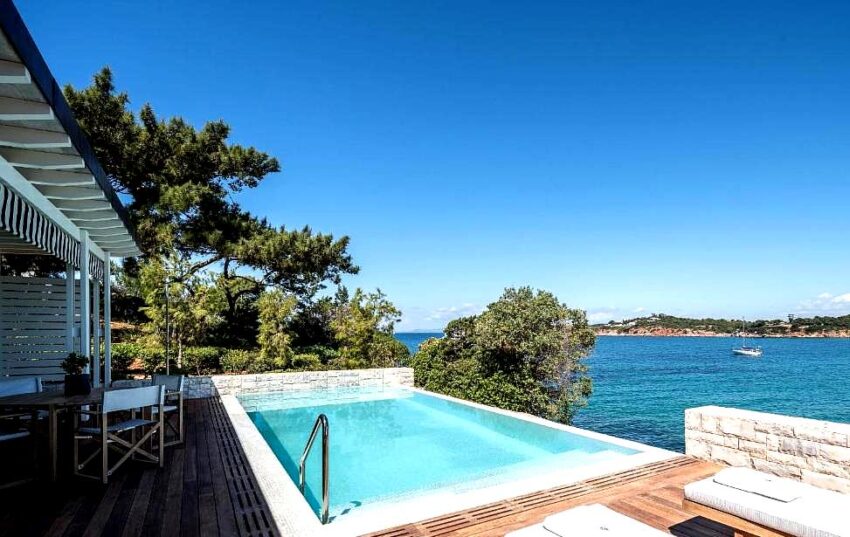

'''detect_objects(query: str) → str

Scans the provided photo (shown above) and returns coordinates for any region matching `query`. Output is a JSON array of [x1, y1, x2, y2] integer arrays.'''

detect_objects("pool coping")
[[221, 388, 680, 537], [220, 396, 324, 536]]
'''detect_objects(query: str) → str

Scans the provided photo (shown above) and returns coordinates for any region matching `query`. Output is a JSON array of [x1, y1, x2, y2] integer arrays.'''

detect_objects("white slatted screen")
[[0, 276, 79, 380]]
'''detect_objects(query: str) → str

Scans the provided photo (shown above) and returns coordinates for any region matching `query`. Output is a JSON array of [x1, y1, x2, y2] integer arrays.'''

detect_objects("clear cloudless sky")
[[15, 0, 850, 329]]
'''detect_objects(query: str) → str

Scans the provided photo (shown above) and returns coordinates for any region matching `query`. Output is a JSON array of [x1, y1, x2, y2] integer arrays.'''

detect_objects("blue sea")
[[394, 333, 850, 452], [396, 332, 443, 354]]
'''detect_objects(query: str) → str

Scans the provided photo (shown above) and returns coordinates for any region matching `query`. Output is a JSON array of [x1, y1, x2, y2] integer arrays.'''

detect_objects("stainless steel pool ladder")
[[299, 413, 330, 524]]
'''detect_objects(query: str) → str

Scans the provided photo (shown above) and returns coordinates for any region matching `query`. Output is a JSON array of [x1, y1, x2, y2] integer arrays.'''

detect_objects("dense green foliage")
[[107, 284, 407, 377], [330, 289, 408, 369], [600, 313, 850, 335], [257, 289, 299, 369], [786, 314, 850, 333], [411, 288, 595, 424], [0, 67, 415, 377], [137, 255, 227, 361], [603, 314, 741, 333], [61, 68, 358, 352]]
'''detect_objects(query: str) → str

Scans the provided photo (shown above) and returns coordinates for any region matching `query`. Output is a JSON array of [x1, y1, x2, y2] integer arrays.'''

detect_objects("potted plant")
[[61, 353, 91, 396]]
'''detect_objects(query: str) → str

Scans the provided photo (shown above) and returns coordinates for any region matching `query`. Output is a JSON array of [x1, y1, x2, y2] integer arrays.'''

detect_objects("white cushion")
[[505, 525, 556, 537], [714, 467, 806, 502], [543, 504, 668, 536], [0, 377, 40, 397], [685, 468, 850, 537], [506, 504, 668, 536]]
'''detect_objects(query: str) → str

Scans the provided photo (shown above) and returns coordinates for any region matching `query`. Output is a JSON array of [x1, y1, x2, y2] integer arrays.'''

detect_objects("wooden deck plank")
[[101, 468, 143, 536], [81, 467, 128, 537], [364, 458, 730, 537], [179, 399, 200, 537], [610, 497, 678, 532], [140, 446, 173, 536], [196, 396, 219, 537], [0, 398, 274, 537], [121, 469, 156, 537], [43, 496, 84, 537], [160, 445, 185, 537], [61, 486, 109, 537]]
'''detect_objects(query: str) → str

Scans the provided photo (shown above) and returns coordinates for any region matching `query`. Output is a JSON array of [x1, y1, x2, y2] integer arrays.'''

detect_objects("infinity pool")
[[239, 387, 639, 522]]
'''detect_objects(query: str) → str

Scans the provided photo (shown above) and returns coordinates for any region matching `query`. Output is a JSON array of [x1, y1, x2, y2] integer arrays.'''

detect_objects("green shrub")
[[108, 342, 138, 379], [140, 348, 167, 374], [410, 287, 596, 425], [220, 349, 266, 373], [182, 346, 222, 375], [291, 353, 322, 370], [111, 342, 165, 376], [257, 289, 296, 368], [295, 345, 338, 365]]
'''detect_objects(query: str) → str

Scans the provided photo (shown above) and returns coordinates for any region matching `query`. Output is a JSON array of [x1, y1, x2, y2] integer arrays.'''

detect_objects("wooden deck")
[[1, 397, 732, 537], [0, 398, 277, 537], [363, 457, 731, 537]]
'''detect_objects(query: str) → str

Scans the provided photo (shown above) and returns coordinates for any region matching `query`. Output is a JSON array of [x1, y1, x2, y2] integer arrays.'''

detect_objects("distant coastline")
[[593, 313, 850, 338], [594, 329, 850, 338]]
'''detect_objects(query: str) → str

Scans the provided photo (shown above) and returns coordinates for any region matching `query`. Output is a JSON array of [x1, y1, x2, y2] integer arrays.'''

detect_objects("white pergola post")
[[103, 255, 111, 386], [65, 262, 74, 352], [79, 230, 90, 370], [92, 278, 100, 386]]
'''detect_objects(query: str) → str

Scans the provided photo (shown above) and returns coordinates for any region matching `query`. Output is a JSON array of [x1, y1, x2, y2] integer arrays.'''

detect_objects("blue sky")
[[17, 1, 850, 329]]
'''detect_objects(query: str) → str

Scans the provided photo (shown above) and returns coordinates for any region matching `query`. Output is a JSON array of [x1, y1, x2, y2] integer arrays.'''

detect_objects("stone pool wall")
[[685, 405, 850, 493], [113, 367, 414, 399]]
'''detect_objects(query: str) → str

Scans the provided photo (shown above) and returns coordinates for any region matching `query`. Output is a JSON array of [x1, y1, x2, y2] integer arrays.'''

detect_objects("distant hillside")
[[594, 313, 850, 338]]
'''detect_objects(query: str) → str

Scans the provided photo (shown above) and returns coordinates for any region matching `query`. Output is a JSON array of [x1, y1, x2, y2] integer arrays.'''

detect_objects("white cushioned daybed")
[[505, 503, 668, 536], [684, 467, 850, 537]]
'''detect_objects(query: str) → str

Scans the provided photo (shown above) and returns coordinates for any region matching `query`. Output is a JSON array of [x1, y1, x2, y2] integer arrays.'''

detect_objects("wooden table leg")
[[49, 404, 58, 481]]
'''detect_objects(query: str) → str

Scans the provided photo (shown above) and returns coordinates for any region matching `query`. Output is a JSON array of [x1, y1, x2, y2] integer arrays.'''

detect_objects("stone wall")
[[113, 367, 414, 399], [685, 405, 850, 493]]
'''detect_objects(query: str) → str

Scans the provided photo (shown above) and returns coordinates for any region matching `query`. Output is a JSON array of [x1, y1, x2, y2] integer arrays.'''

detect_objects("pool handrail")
[[299, 413, 330, 524]]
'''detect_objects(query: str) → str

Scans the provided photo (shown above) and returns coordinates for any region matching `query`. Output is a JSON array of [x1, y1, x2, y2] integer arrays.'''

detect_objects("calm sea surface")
[[396, 332, 442, 354], [394, 333, 850, 452]]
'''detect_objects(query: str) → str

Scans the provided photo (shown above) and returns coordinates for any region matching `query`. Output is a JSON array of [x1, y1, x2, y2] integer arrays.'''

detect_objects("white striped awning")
[[0, 181, 103, 280]]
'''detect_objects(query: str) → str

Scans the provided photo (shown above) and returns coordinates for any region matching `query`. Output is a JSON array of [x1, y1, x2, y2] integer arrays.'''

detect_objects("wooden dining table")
[[0, 387, 116, 481]]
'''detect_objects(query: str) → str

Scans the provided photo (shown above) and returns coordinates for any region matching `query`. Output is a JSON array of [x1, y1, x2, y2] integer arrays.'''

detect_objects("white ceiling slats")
[[0, 14, 140, 260]]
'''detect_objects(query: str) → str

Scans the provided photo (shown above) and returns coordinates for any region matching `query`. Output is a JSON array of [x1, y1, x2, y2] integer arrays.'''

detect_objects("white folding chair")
[[73, 385, 165, 484], [0, 376, 41, 488], [151, 374, 184, 446]]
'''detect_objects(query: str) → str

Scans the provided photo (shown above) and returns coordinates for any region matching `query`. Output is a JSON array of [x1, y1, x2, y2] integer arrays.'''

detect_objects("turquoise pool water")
[[240, 387, 638, 522]]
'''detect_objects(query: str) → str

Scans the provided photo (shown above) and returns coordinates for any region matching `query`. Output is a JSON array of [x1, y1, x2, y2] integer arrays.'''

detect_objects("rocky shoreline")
[[594, 328, 850, 338]]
